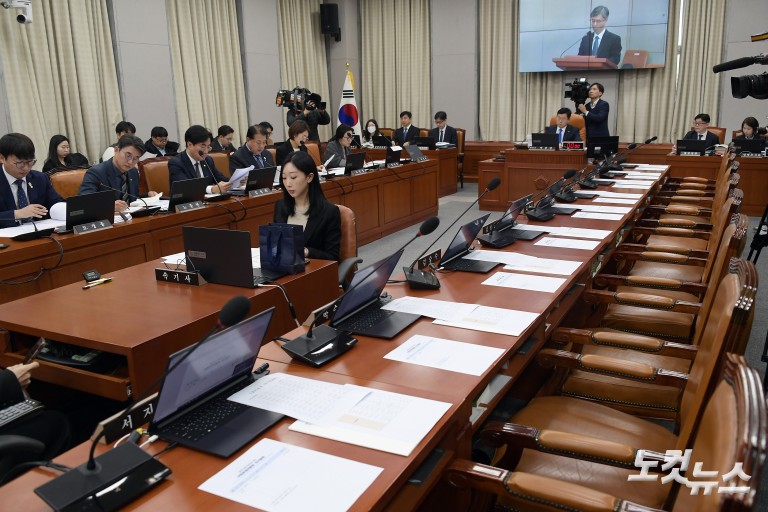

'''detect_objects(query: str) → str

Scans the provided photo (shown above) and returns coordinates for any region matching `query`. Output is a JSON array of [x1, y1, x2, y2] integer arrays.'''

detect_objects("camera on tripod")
[[713, 31, 768, 100], [564, 78, 591, 107], [275, 87, 322, 111]]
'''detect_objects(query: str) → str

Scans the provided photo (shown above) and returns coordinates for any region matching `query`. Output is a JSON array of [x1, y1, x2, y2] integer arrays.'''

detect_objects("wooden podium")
[[553, 56, 617, 71]]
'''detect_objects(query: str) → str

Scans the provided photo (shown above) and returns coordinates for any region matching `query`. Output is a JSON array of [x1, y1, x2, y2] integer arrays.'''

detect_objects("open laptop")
[[148, 308, 283, 457], [732, 138, 765, 156], [413, 136, 436, 150], [406, 145, 429, 162], [439, 214, 499, 273], [386, 147, 402, 167], [182, 226, 285, 287], [477, 194, 545, 248], [676, 139, 710, 156], [62, 190, 115, 231], [167, 177, 207, 212], [344, 151, 366, 174], [372, 134, 391, 147], [586, 136, 619, 159], [531, 133, 559, 150], [229, 166, 277, 196], [331, 249, 421, 339]]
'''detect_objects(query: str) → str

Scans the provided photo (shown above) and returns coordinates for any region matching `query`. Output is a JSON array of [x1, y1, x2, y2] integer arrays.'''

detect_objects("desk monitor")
[[413, 136, 436, 150], [65, 190, 115, 230], [243, 166, 277, 192], [732, 138, 765, 155], [167, 177, 207, 212], [344, 152, 366, 174], [386, 147, 401, 167], [531, 133, 559, 149], [586, 136, 619, 159], [372, 134, 391, 147], [675, 139, 709, 156]]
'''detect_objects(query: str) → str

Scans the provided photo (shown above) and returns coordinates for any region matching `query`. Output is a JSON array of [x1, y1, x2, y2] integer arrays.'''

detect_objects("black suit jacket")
[[578, 30, 622, 65], [210, 139, 236, 152], [0, 168, 64, 227], [168, 151, 227, 188], [78, 160, 141, 201], [275, 141, 307, 167], [583, 99, 610, 139], [544, 124, 582, 142], [273, 199, 341, 261], [393, 125, 420, 146], [229, 145, 275, 173], [428, 126, 458, 145], [683, 131, 720, 147], [144, 139, 179, 157]]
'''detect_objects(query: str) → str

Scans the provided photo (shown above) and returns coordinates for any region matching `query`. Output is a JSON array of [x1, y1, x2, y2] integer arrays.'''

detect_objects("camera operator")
[[286, 96, 330, 141], [576, 82, 610, 139]]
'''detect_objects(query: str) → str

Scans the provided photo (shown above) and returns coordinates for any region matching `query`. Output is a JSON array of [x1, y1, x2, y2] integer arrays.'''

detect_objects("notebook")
[[182, 226, 285, 288], [439, 214, 499, 273], [331, 249, 421, 339], [148, 308, 282, 457]]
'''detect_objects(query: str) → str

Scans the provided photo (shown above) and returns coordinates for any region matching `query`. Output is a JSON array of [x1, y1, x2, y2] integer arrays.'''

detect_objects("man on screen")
[[545, 108, 582, 144], [577, 5, 622, 66]]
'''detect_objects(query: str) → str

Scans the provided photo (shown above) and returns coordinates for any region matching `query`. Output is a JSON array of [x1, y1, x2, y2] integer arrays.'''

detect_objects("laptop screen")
[[345, 152, 366, 173], [442, 214, 491, 263], [332, 249, 404, 323], [732, 138, 765, 154], [675, 139, 710, 155], [386, 147, 401, 165], [152, 308, 274, 425], [531, 133, 558, 148], [496, 194, 533, 231], [586, 136, 619, 159], [406, 145, 427, 160], [65, 190, 115, 229]]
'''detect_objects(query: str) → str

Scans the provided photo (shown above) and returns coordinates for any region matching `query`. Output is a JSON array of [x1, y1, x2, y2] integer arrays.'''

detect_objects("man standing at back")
[[168, 125, 231, 194], [429, 111, 458, 146], [577, 83, 610, 139]]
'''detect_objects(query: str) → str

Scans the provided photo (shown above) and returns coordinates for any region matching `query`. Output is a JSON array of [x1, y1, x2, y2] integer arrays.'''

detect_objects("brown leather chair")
[[620, 49, 649, 69], [690, 125, 726, 144], [456, 128, 466, 188], [266, 148, 277, 167], [548, 115, 587, 143], [50, 169, 86, 198], [336, 204, 360, 288], [379, 127, 394, 139], [418, 128, 430, 138], [304, 142, 322, 167], [208, 150, 231, 178], [141, 158, 171, 197], [445, 352, 765, 512]]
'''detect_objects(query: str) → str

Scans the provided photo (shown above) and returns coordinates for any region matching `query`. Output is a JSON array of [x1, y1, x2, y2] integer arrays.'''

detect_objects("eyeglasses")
[[122, 152, 141, 163], [342, 134, 353, 140], [694, 121, 709, 126], [9, 159, 36, 170]]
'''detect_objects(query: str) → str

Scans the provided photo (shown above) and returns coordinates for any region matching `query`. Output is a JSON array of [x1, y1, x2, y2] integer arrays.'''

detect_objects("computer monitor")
[[386, 147, 401, 167], [413, 136, 436, 150], [65, 191, 115, 230], [242, 167, 277, 192], [675, 139, 709, 156], [531, 133, 559, 149], [732, 138, 765, 155], [372, 134, 391, 147], [344, 152, 366, 174], [586, 136, 619, 159], [167, 177, 207, 212]]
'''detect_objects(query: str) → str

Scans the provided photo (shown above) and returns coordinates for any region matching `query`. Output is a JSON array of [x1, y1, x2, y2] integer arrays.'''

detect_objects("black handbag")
[[259, 223, 305, 274]]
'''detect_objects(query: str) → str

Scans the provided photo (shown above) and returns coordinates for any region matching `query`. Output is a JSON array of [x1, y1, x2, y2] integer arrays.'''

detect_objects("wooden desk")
[[0, 259, 339, 400], [355, 148, 458, 198]]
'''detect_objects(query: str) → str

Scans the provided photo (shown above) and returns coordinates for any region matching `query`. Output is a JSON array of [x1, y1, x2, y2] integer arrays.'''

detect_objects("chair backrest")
[[549, 115, 587, 144], [50, 169, 86, 199], [208, 151, 231, 178], [266, 148, 277, 167], [141, 159, 171, 197], [304, 142, 322, 166], [620, 49, 649, 68], [379, 127, 394, 138], [419, 128, 430, 138], [732, 130, 743, 141], [456, 128, 466, 155], [337, 204, 357, 261], [691, 126, 726, 144]]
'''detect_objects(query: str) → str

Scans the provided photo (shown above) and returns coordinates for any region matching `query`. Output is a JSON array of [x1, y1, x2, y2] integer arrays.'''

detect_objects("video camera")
[[564, 77, 590, 107], [713, 31, 768, 100], [275, 87, 322, 111]]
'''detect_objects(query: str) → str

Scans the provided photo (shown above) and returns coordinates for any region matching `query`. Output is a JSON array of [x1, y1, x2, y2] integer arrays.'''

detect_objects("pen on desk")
[[83, 277, 113, 289]]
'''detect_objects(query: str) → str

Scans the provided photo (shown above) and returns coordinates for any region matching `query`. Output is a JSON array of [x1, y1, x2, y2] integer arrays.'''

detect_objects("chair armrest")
[[584, 289, 701, 314], [338, 257, 363, 289], [656, 189, 713, 198], [593, 273, 708, 294], [551, 327, 698, 359], [630, 226, 711, 240], [611, 250, 707, 267], [637, 218, 714, 231], [645, 205, 712, 217], [618, 243, 708, 258], [0, 435, 45, 457]]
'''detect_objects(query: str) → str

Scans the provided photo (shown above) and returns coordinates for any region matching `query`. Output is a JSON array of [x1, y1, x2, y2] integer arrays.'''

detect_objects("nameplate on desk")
[[679, 151, 703, 156], [529, 146, 556, 151], [248, 187, 273, 197], [176, 200, 205, 212], [155, 268, 207, 286], [351, 168, 368, 176], [73, 219, 113, 235], [418, 249, 441, 270], [91, 393, 159, 444]]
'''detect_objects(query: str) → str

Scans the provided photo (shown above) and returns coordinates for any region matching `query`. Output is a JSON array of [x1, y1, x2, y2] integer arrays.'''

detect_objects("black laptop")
[[477, 194, 545, 248], [676, 139, 710, 156], [182, 226, 285, 287], [732, 138, 765, 155], [414, 136, 436, 150], [344, 152, 366, 174], [386, 147, 402, 167], [372, 134, 391, 147], [531, 133, 559, 150], [331, 249, 421, 339], [167, 177, 207, 212], [439, 214, 499, 273], [63, 190, 115, 230], [148, 308, 283, 457], [587, 136, 620, 159], [229, 166, 277, 196], [406, 145, 429, 162]]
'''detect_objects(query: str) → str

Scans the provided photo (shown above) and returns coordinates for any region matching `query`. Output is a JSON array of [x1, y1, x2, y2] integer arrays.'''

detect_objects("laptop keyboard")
[[0, 399, 44, 429], [443, 258, 482, 271], [335, 307, 396, 332], [161, 379, 251, 442]]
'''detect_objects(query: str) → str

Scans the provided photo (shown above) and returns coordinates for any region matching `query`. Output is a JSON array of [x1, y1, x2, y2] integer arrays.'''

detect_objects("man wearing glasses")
[[683, 113, 720, 147], [144, 126, 180, 157], [577, 5, 622, 66], [0, 132, 64, 227], [79, 135, 158, 211]]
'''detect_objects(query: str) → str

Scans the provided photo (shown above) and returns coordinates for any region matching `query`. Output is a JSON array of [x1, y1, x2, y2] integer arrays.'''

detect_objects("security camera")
[[1, 0, 32, 25]]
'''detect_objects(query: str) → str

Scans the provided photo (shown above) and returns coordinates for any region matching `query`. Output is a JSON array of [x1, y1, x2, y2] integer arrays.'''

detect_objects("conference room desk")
[[0, 258, 339, 401], [354, 147, 458, 197], [0, 161, 437, 304], [0, 361, 466, 512]]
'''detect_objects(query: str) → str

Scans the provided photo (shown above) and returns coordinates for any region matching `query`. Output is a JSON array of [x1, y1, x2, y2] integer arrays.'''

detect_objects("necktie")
[[255, 154, 263, 168], [699, 135, 704, 140], [195, 162, 203, 178], [558, 128, 563, 144], [120, 173, 129, 201], [403, 127, 408, 140], [591, 35, 600, 56], [439, 130, 444, 143], [15, 179, 30, 223]]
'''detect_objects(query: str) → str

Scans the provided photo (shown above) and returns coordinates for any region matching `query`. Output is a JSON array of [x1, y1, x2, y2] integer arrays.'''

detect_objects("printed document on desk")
[[433, 305, 540, 337], [535, 237, 600, 250], [482, 272, 566, 293], [384, 334, 504, 376], [381, 296, 477, 320], [572, 212, 624, 221], [0, 218, 64, 238], [511, 223, 612, 240], [592, 197, 637, 205], [199, 438, 382, 512], [612, 182, 652, 189], [464, 250, 581, 276], [574, 190, 642, 199], [228, 165, 253, 185]]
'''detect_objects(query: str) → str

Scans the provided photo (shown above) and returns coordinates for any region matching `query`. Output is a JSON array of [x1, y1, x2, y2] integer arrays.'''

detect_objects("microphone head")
[[418, 216, 440, 236], [627, 143, 637, 150], [649, 136, 658, 142], [198, 149, 205, 157], [486, 177, 501, 191], [219, 296, 251, 327], [563, 169, 577, 180]]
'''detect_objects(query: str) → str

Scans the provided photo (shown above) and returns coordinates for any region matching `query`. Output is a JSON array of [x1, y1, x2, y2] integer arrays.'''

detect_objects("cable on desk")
[[227, 194, 248, 222], [0, 235, 64, 285], [259, 282, 300, 327], [0, 460, 71, 485], [152, 442, 178, 459], [204, 201, 238, 223]]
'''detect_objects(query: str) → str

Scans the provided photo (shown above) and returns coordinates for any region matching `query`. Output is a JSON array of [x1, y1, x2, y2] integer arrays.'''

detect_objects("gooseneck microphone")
[[404, 178, 500, 290], [198, 149, 225, 196], [35, 296, 252, 509], [560, 32, 589, 58]]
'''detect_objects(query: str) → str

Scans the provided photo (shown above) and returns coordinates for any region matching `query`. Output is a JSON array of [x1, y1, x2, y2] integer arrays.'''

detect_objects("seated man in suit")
[[429, 111, 459, 146], [169, 125, 231, 194], [101, 120, 136, 163], [577, 5, 622, 66], [576, 83, 610, 139], [0, 133, 64, 227], [79, 135, 158, 212], [229, 124, 274, 173], [545, 107, 582, 144], [144, 126, 180, 157], [211, 125, 237, 152], [392, 110, 419, 147], [683, 113, 720, 147]]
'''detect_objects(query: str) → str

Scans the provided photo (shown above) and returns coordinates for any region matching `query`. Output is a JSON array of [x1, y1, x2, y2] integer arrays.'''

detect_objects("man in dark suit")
[[576, 83, 610, 139], [210, 125, 237, 152], [79, 135, 158, 212], [169, 125, 231, 194], [392, 111, 419, 147], [545, 107, 582, 143], [286, 99, 331, 141], [229, 124, 275, 173], [0, 133, 64, 227], [144, 126, 180, 157], [682, 113, 720, 147], [428, 111, 459, 146], [577, 5, 622, 66]]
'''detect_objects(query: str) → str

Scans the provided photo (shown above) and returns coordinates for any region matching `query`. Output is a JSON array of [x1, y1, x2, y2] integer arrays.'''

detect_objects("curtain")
[[0, 0, 121, 163], [276, 0, 332, 142], [167, 0, 248, 145], [360, 0, 431, 132]]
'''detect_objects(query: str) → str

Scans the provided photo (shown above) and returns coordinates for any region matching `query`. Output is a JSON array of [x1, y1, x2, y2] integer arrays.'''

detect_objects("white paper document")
[[161, 248, 260, 268], [535, 237, 600, 250], [199, 438, 382, 512], [381, 296, 476, 320], [229, 165, 253, 185], [572, 212, 624, 221], [482, 271, 566, 293], [129, 193, 163, 208], [592, 197, 637, 205], [432, 305, 540, 337], [623, 173, 661, 180], [612, 182, 652, 189], [552, 204, 631, 214], [632, 164, 668, 171], [463, 250, 581, 276], [511, 223, 611, 240], [575, 190, 642, 199], [0, 218, 64, 237], [615, 180, 657, 186], [289, 384, 452, 456], [384, 334, 504, 376]]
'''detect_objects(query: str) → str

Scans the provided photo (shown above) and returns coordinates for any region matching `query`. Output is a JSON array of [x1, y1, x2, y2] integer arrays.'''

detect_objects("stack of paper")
[[384, 334, 504, 376], [535, 237, 600, 250]]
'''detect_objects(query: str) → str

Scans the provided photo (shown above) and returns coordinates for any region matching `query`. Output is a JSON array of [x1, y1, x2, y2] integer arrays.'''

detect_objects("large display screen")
[[519, 0, 670, 72]]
